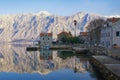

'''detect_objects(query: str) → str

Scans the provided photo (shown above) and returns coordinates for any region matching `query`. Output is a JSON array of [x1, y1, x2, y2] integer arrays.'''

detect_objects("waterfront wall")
[[90, 56, 120, 80]]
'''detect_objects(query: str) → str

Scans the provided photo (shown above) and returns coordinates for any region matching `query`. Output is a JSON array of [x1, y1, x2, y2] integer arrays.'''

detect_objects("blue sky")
[[0, 0, 120, 16]]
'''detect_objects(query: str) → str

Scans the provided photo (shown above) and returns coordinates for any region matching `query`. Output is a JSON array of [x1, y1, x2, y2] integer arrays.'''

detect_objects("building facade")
[[57, 31, 72, 43], [40, 33, 53, 47], [79, 32, 89, 44], [112, 20, 120, 48], [101, 20, 120, 48], [101, 24, 112, 48]]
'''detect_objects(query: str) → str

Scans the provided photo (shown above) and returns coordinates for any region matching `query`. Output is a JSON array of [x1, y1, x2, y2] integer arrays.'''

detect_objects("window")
[[106, 33, 108, 37], [102, 33, 105, 37], [102, 33, 104, 37], [104, 33, 105, 37], [108, 32, 110, 37], [116, 31, 120, 36], [108, 41, 110, 46], [102, 41, 104, 46]]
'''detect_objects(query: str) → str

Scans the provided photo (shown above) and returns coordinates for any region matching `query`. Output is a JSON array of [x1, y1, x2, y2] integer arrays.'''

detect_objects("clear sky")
[[0, 0, 120, 16]]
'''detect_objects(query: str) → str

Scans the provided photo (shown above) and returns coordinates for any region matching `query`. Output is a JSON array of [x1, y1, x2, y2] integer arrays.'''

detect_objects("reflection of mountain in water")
[[0, 44, 90, 74]]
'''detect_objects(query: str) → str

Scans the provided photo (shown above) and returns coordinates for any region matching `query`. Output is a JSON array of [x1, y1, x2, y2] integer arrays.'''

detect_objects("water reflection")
[[40, 49, 53, 60], [0, 44, 97, 80]]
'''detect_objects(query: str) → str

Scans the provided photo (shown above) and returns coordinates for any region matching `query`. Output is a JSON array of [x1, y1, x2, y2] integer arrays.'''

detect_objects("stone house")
[[79, 32, 89, 44], [101, 20, 120, 48], [40, 32, 53, 47], [57, 31, 72, 43]]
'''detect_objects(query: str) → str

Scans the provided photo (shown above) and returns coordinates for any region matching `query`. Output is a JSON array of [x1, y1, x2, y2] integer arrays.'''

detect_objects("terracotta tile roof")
[[48, 33, 52, 37], [40, 33, 44, 37], [107, 17, 120, 23], [40, 33, 52, 37], [80, 32, 88, 36], [58, 31, 68, 36]]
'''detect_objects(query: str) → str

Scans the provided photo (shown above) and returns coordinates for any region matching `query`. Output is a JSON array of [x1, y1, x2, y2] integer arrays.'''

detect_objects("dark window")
[[107, 23, 109, 27], [108, 32, 110, 37], [48, 38, 49, 40], [116, 31, 120, 36], [43, 38, 44, 40], [108, 41, 110, 46]]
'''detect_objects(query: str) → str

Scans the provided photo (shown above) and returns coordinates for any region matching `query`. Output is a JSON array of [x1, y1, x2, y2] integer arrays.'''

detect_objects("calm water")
[[0, 44, 97, 80]]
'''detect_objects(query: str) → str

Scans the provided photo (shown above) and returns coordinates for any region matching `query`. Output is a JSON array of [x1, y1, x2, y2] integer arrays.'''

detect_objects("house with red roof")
[[101, 20, 120, 48], [57, 31, 72, 43], [79, 32, 89, 43], [40, 32, 53, 47]]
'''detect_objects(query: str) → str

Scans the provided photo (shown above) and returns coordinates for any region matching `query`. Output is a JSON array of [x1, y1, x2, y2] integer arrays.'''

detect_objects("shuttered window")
[[116, 31, 120, 36]]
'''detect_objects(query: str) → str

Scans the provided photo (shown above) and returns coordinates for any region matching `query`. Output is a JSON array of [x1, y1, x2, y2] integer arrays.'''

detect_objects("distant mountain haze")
[[0, 11, 105, 42]]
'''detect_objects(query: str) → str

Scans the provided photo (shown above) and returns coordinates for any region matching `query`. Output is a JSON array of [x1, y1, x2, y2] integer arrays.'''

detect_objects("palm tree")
[[74, 20, 77, 37]]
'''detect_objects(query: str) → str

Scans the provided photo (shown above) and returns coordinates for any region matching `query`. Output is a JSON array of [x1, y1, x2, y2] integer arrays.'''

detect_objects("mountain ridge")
[[0, 11, 105, 42]]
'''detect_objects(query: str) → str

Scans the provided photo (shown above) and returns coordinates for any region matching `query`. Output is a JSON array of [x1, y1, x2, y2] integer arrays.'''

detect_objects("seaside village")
[[1, 1, 120, 80], [38, 18, 120, 49], [36, 17, 120, 58], [29, 17, 120, 79]]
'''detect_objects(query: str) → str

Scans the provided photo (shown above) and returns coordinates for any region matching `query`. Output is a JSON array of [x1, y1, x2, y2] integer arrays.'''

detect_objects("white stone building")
[[101, 20, 120, 48], [40, 33, 53, 47], [79, 32, 89, 44]]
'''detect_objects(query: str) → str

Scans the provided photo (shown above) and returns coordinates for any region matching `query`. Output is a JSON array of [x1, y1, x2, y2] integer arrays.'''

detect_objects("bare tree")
[[87, 19, 106, 45]]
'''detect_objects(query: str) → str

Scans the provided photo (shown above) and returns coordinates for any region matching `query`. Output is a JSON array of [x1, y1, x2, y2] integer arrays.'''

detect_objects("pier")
[[26, 45, 89, 54], [50, 45, 72, 49], [72, 47, 89, 54], [90, 55, 120, 80], [26, 46, 38, 51]]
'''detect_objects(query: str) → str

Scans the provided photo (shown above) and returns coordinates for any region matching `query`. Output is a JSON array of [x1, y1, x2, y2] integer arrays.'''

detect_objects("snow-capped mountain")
[[0, 11, 105, 42]]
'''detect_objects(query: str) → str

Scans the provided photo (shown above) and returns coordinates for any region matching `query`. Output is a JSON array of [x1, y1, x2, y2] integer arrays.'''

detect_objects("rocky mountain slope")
[[0, 11, 105, 42]]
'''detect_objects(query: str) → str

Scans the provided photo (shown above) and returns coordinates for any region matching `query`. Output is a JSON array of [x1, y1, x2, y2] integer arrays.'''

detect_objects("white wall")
[[112, 21, 120, 47], [40, 33, 52, 46], [101, 26, 112, 48]]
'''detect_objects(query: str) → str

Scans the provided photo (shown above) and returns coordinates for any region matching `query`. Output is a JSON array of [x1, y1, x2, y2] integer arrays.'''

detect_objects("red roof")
[[40, 33, 44, 37], [48, 33, 52, 36], [107, 17, 120, 23], [58, 31, 68, 36], [80, 32, 88, 36], [40, 33, 52, 37]]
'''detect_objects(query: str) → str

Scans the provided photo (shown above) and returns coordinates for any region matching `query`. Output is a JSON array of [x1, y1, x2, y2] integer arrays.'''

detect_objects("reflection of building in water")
[[40, 50, 53, 60], [39, 50, 55, 73]]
